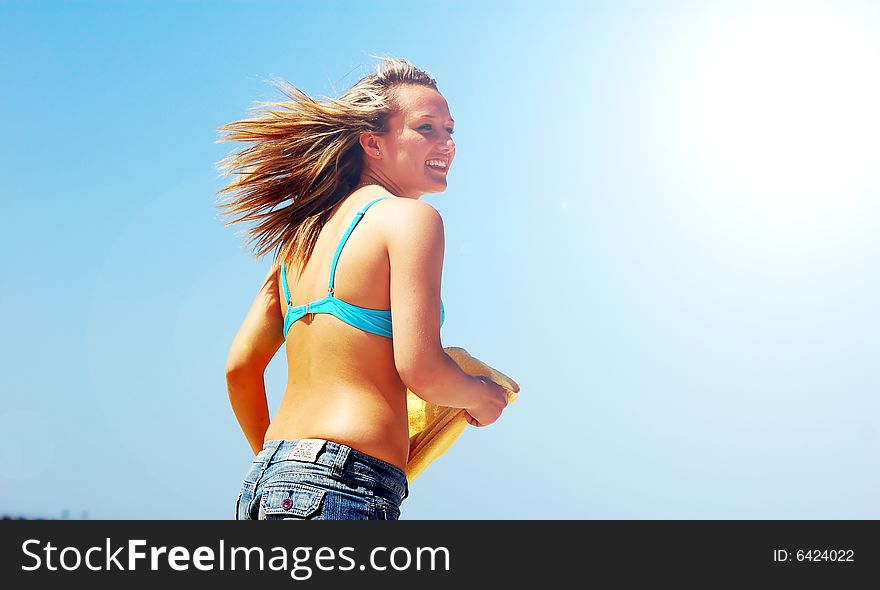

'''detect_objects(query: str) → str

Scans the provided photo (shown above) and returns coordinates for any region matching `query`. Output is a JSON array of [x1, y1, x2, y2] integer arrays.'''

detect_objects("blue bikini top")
[[281, 196, 445, 340]]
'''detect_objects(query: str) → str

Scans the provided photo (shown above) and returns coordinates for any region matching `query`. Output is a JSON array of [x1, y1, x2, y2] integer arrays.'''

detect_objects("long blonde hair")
[[214, 57, 439, 280]]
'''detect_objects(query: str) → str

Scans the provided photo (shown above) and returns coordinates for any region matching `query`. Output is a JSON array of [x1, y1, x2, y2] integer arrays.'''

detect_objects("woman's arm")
[[225, 265, 285, 454]]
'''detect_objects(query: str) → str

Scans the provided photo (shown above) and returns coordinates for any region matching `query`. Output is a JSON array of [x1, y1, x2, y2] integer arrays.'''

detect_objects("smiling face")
[[359, 84, 456, 199]]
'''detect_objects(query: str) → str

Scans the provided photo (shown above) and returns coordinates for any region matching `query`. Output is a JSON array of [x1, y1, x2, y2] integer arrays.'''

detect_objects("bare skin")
[[261, 85, 457, 471], [262, 187, 411, 470]]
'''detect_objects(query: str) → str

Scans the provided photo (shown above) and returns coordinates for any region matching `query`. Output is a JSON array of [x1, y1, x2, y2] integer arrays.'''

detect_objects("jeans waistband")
[[258, 438, 409, 502]]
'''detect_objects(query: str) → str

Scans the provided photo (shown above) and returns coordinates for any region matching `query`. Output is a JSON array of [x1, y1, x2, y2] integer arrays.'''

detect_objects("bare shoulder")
[[372, 197, 444, 242], [372, 195, 442, 217]]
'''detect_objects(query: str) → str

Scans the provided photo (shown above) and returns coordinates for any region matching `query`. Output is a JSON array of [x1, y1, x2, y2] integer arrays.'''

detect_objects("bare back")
[[262, 191, 410, 471]]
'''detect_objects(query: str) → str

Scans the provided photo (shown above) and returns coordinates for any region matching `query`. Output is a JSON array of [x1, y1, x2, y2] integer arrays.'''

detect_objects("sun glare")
[[693, 4, 880, 217]]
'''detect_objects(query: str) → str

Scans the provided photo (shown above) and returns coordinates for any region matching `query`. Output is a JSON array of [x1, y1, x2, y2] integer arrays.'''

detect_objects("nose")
[[441, 135, 455, 153]]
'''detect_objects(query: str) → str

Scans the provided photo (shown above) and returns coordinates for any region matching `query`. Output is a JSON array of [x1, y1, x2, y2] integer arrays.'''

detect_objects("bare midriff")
[[262, 192, 410, 473]]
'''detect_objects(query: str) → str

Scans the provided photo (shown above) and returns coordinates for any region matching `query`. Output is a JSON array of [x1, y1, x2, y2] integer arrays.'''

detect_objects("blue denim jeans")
[[235, 438, 409, 520]]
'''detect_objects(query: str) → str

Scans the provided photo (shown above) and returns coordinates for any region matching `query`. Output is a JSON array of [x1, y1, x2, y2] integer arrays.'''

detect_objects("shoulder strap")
[[280, 263, 292, 305], [327, 196, 393, 295]]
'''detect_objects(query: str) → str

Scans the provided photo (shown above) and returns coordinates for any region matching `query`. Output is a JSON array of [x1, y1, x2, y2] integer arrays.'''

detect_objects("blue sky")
[[2, 0, 878, 519]]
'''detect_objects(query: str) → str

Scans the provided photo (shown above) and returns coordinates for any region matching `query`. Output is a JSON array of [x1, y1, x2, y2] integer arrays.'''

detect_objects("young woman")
[[217, 57, 509, 520]]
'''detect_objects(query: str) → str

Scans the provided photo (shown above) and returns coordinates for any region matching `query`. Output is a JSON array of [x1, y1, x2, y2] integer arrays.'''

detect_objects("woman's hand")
[[464, 376, 509, 427], [464, 410, 481, 427]]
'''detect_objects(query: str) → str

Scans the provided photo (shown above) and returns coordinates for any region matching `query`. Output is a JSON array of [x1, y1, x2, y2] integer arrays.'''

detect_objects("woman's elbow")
[[225, 358, 264, 381]]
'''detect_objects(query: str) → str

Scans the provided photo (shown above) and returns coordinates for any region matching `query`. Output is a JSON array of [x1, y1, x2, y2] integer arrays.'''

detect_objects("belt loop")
[[249, 440, 282, 491], [264, 439, 283, 463], [331, 443, 350, 478]]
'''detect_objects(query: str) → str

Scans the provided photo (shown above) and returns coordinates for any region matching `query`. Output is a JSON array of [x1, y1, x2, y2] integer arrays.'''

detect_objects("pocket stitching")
[[261, 483, 326, 519]]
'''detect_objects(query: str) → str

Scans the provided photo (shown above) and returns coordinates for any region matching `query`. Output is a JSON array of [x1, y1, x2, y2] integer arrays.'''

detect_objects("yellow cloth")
[[405, 346, 520, 483]]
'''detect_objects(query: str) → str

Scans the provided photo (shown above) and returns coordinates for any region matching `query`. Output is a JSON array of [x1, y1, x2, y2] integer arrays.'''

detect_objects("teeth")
[[426, 160, 447, 168]]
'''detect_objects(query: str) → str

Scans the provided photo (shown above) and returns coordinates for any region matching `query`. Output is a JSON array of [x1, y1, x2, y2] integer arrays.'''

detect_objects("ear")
[[358, 131, 382, 160]]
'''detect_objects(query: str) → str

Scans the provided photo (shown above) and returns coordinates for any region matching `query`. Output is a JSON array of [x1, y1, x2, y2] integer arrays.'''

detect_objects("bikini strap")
[[327, 196, 393, 296], [280, 263, 292, 305]]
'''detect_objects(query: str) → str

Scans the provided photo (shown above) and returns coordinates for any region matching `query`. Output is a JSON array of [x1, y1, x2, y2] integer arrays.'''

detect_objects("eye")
[[420, 124, 455, 135]]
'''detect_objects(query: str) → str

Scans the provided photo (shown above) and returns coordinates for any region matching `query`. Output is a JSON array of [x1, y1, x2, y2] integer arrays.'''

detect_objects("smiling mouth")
[[425, 161, 448, 173]]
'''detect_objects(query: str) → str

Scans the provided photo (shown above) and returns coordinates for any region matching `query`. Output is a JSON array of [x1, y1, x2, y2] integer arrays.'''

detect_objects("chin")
[[422, 185, 447, 196], [428, 176, 449, 190]]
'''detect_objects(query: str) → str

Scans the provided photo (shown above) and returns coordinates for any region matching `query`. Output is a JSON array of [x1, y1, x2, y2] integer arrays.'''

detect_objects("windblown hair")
[[214, 57, 438, 280]]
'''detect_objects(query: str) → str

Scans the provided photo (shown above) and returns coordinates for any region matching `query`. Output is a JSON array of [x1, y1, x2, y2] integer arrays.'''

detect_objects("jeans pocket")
[[259, 483, 326, 520]]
